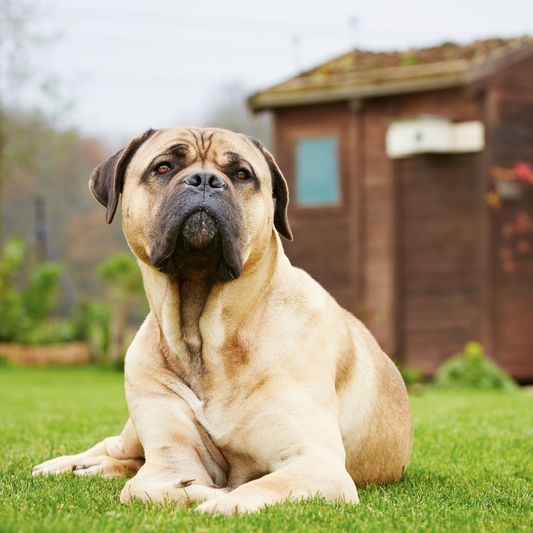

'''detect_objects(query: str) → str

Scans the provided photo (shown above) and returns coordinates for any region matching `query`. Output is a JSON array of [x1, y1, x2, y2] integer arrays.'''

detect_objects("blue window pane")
[[296, 137, 340, 206]]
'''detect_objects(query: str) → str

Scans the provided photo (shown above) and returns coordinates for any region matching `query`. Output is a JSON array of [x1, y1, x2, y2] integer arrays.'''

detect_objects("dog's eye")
[[236, 170, 248, 180], [156, 164, 170, 175]]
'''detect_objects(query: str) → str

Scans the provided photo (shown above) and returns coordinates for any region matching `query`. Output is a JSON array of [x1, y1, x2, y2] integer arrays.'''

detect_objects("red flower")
[[514, 162, 533, 183]]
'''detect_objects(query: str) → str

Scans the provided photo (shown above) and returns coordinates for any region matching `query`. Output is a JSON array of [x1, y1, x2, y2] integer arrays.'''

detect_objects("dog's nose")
[[184, 171, 225, 189]]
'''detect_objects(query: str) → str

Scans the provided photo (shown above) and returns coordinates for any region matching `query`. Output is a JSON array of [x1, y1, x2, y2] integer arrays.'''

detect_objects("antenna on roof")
[[291, 35, 302, 73], [349, 16, 359, 53]]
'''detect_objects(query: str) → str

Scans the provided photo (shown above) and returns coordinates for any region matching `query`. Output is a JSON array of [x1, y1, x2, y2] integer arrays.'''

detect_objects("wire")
[[74, 76, 234, 89], [48, 3, 440, 39], [46, 34, 343, 57]]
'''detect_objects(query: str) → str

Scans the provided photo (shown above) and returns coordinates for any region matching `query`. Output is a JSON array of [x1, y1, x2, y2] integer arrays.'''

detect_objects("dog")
[[33, 127, 413, 515]]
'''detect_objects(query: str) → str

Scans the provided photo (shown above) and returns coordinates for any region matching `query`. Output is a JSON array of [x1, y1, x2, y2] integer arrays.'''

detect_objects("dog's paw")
[[120, 479, 231, 505], [32, 455, 82, 476], [196, 495, 261, 516]]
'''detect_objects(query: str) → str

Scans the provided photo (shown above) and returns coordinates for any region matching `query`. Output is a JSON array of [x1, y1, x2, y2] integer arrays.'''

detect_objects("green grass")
[[0, 366, 532, 532]]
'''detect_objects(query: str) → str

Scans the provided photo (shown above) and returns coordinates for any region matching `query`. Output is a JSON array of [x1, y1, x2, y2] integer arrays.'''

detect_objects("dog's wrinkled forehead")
[[126, 127, 266, 177]]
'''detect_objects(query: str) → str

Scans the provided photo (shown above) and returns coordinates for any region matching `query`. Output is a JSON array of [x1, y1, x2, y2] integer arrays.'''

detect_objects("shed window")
[[295, 137, 340, 206]]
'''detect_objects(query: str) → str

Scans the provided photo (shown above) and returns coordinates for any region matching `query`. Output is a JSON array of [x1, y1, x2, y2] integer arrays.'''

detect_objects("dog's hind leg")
[[32, 418, 144, 478]]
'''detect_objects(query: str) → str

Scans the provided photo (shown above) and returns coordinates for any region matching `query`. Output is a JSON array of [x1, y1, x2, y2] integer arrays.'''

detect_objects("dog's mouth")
[[151, 207, 241, 282], [181, 210, 219, 251]]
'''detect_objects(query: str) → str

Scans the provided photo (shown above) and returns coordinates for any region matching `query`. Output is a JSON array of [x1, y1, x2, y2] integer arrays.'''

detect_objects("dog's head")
[[89, 127, 292, 282]]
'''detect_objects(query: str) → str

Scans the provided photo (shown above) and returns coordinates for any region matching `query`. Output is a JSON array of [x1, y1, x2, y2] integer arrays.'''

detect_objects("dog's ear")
[[89, 129, 157, 224], [247, 137, 293, 241]]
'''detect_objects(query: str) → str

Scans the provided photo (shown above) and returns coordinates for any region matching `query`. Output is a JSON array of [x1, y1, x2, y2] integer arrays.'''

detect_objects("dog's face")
[[89, 127, 292, 282]]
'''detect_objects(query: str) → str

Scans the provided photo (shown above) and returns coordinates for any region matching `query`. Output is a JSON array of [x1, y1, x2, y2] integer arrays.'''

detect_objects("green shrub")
[[399, 365, 425, 386], [71, 299, 111, 359], [0, 238, 67, 344], [433, 341, 518, 391], [98, 251, 145, 362], [97, 252, 143, 295], [22, 319, 78, 345], [0, 237, 111, 352], [21, 262, 64, 322], [0, 238, 27, 342]]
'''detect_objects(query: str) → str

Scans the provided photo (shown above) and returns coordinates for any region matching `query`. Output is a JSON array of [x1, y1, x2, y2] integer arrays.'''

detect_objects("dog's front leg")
[[120, 393, 230, 506], [195, 393, 358, 516], [32, 418, 144, 478], [196, 451, 357, 515]]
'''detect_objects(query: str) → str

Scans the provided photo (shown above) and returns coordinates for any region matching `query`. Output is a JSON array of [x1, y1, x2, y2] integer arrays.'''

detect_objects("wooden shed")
[[249, 37, 533, 381]]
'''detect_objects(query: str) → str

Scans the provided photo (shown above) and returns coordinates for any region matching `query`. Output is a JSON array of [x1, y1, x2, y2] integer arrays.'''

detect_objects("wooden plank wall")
[[273, 103, 357, 312], [397, 154, 479, 373], [393, 90, 482, 371], [273, 89, 483, 362], [361, 89, 480, 361], [359, 99, 397, 355]]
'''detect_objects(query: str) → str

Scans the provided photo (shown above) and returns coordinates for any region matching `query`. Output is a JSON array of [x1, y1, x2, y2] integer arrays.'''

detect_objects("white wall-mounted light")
[[496, 178, 522, 200], [386, 115, 485, 159]]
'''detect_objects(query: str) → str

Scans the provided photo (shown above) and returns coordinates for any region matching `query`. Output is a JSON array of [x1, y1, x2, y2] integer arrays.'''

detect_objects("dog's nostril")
[[208, 174, 224, 189], [185, 174, 202, 187], [184, 171, 225, 189]]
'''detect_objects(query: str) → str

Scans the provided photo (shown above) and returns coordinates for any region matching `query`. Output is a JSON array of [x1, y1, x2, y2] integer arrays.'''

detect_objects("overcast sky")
[[20, 0, 533, 145]]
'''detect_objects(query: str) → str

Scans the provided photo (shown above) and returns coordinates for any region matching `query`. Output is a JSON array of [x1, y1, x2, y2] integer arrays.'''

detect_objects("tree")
[[0, 0, 63, 246]]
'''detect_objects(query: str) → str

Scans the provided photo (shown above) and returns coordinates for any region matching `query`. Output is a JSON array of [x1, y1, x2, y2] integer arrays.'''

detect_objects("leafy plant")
[[433, 341, 518, 391], [22, 319, 77, 345], [97, 252, 143, 296], [0, 237, 111, 351], [71, 299, 111, 360], [98, 251, 145, 361], [21, 262, 63, 322], [398, 365, 425, 386], [0, 237, 70, 344], [0, 238, 26, 342]]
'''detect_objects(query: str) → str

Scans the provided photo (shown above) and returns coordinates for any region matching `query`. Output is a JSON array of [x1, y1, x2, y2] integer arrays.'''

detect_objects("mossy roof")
[[249, 37, 533, 110]]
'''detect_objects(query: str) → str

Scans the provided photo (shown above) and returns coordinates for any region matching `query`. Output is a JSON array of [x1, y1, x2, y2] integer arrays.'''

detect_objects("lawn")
[[0, 366, 531, 532]]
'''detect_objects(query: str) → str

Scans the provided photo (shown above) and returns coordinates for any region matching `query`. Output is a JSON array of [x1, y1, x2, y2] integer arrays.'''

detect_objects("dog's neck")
[[176, 266, 215, 370], [138, 231, 281, 381]]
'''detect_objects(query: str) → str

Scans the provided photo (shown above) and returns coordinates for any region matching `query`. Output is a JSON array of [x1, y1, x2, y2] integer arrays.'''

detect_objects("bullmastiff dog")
[[33, 127, 413, 515]]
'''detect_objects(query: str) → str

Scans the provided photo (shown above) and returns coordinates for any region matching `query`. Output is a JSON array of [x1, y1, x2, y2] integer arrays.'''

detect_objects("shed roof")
[[249, 37, 533, 110]]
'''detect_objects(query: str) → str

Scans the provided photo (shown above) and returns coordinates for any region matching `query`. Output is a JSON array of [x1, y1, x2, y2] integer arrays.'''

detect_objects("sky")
[[12, 0, 533, 146]]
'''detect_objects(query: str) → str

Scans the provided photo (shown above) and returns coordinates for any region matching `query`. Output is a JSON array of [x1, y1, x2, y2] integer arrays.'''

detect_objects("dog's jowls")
[[32, 127, 413, 515]]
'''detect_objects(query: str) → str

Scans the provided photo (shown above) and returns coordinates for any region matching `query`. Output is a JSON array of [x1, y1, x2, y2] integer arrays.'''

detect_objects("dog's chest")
[[195, 379, 273, 458], [199, 391, 250, 446], [200, 398, 271, 482]]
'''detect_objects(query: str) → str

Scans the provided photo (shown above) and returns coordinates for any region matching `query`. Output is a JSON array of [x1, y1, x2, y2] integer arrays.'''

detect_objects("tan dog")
[[33, 127, 413, 515]]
